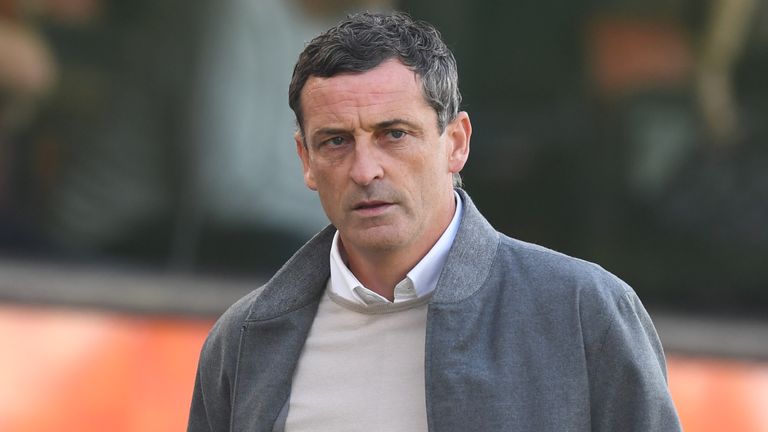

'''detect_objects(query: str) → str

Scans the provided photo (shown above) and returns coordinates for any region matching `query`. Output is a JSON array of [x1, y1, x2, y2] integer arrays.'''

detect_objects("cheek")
[[313, 172, 345, 211], [315, 188, 340, 223], [311, 166, 337, 192]]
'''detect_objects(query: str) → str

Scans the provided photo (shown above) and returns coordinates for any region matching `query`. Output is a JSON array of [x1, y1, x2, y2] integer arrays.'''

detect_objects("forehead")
[[300, 59, 434, 127]]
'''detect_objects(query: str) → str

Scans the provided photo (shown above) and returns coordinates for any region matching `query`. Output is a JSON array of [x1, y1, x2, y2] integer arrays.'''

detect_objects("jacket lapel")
[[431, 188, 500, 304], [426, 189, 502, 431], [231, 226, 334, 431]]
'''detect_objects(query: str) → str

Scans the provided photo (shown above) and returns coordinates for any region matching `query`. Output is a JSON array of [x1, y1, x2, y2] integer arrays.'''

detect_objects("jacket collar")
[[245, 188, 500, 321], [431, 188, 500, 303]]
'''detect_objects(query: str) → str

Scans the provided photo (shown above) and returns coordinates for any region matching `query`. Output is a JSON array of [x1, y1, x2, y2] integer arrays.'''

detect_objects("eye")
[[326, 136, 345, 146], [386, 130, 406, 139]]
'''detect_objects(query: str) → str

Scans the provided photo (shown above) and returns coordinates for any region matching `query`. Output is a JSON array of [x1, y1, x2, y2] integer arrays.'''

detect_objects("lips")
[[353, 200, 390, 210], [351, 200, 394, 216]]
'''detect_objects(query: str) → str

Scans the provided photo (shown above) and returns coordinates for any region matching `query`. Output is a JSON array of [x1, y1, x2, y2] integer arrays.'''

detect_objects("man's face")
[[296, 59, 470, 260]]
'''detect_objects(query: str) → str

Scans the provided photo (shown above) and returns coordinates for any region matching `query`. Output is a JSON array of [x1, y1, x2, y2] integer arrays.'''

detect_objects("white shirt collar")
[[329, 191, 463, 306]]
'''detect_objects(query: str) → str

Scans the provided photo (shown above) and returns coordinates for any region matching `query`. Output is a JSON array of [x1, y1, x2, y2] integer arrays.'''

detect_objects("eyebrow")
[[309, 118, 422, 143], [375, 118, 420, 130], [308, 127, 350, 147], [312, 127, 349, 139]]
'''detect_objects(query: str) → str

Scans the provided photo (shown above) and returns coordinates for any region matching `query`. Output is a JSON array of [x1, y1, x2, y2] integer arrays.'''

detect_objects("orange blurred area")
[[1, 304, 767, 432], [668, 356, 768, 432], [0, 304, 213, 432], [586, 16, 693, 97]]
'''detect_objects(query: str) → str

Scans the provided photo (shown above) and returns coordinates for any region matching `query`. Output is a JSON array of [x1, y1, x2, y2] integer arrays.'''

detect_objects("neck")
[[343, 250, 410, 301]]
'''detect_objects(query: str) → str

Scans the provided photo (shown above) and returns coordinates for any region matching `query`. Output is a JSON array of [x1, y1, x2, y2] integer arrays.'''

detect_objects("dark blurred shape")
[[580, 0, 768, 311], [0, 7, 58, 255]]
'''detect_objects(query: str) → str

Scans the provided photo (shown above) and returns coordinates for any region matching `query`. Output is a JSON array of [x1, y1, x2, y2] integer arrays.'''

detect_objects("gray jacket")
[[188, 189, 681, 431]]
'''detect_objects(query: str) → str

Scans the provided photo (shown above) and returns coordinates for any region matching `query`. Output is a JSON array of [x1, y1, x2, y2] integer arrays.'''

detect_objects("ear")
[[295, 131, 318, 191], [445, 111, 471, 175]]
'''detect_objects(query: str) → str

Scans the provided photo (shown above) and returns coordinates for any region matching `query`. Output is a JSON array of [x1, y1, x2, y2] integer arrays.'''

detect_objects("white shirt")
[[329, 191, 463, 305]]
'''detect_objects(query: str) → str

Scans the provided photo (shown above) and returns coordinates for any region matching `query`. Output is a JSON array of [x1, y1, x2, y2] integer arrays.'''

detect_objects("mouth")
[[352, 200, 393, 215]]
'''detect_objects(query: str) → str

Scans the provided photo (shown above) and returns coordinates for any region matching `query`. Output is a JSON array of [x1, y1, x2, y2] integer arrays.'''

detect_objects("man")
[[188, 11, 681, 431]]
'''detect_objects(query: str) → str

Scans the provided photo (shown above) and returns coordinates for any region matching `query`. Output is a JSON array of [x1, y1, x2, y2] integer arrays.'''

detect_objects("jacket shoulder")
[[497, 235, 632, 301], [493, 235, 645, 345], [211, 286, 264, 335], [495, 235, 680, 429]]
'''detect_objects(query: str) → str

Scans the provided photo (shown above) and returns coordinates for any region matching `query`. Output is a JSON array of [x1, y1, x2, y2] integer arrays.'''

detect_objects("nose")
[[349, 139, 384, 186]]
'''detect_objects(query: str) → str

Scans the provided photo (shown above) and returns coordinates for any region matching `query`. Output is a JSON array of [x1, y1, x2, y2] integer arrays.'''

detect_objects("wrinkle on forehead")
[[303, 76, 420, 108]]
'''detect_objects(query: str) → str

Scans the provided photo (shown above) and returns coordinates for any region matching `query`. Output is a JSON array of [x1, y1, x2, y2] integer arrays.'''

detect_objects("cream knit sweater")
[[284, 285, 431, 431]]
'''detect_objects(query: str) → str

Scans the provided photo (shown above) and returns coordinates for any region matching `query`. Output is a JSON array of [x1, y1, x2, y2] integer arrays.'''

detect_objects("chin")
[[347, 226, 408, 252]]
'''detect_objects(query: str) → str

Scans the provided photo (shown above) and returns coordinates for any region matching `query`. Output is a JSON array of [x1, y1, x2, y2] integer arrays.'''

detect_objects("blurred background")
[[1, 0, 767, 430]]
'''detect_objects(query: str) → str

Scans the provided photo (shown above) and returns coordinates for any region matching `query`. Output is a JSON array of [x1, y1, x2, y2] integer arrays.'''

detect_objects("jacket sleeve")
[[188, 363, 223, 431], [585, 289, 682, 431], [187, 309, 244, 432]]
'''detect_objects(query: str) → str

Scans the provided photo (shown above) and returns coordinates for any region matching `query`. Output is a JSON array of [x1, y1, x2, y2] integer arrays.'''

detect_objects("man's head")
[[289, 11, 461, 137], [291, 12, 471, 266]]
